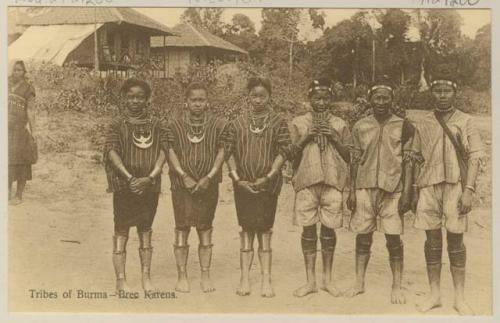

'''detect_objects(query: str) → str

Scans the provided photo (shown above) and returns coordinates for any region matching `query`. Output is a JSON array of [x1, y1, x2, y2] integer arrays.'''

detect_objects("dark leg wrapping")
[[424, 229, 443, 266], [301, 224, 318, 253], [447, 231, 466, 268], [356, 232, 373, 255], [320, 224, 336, 252], [385, 234, 403, 261]]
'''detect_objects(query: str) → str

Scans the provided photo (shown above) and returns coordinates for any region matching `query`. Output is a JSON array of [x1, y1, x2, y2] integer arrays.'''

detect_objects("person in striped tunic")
[[166, 82, 226, 293], [344, 76, 423, 304], [224, 77, 293, 298], [413, 63, 484, 315], [104, 78, 168, 292], [290, 78, 352, 298]]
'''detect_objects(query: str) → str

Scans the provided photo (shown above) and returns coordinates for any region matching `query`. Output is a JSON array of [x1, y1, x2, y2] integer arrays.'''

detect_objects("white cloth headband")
[[368, 85, 393, 95], [430, 80, 457, 89]]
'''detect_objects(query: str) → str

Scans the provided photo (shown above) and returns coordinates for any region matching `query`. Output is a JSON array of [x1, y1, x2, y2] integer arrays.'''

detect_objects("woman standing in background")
[[8, 60, 36, 205]]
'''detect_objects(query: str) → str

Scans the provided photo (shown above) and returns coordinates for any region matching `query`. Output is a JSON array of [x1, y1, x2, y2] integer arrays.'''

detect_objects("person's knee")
[[174, 227, 190, 247], [320, 224, 336, 251], [424, 229, 443, 265], [356, 232, 373, 255], [385, 234, 403, 260], [257, 229, 273, 251], [114, 227, 130, 238], [447, 231, 466, 268], [301, 224, 317, 253]]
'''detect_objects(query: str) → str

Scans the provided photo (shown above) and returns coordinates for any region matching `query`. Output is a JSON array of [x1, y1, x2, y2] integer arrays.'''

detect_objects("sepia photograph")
[[4, 1, 493, 318]]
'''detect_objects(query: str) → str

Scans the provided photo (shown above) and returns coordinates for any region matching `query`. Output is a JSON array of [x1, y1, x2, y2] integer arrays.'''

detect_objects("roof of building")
[[17, 7, 175, 36], [151, 23, 247, 55]]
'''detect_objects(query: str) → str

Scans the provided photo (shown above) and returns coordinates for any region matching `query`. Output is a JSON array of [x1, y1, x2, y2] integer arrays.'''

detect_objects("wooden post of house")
[[93, 7, 100, 72], [163, 35, 166, 78]]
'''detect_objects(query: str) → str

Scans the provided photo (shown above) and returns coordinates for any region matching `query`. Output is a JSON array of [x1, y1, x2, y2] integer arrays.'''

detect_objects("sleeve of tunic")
[[340, 120, 354, 148], [222, 121, 236, 157], [215, 117, 228, 150], [350, 123, 363, 164], [402, 121, 425, 165], [165, 121, 178, 151], [103, 118, 122, 161], [275, 117, 293, 160], [464, 116, 485, 161], [159, 119, 170, 153]]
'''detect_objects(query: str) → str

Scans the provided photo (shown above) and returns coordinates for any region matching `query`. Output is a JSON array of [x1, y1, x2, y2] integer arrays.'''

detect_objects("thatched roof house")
[[9, 7, 175, 71], [150, 23, 248, 77]]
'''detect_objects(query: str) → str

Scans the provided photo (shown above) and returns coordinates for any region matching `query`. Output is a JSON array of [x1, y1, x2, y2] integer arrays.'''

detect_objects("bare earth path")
[[8, 113, 491, 315]]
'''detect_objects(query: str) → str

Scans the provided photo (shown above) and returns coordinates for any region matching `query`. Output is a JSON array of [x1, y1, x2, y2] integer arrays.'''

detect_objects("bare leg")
[[294, 224, 318, 297], [112, 230, 131, 292], [16, 179, 26, 200], [138, 228, 154, 291], [173, 228, 190, 293], [448, 231, 474, 315], [320, 225, 340, 297], [258, 230, 275, 298], [236, 230, 254, 296], [386, 234, 405, 304], [416, 229, 443, 312], [344, 232, 373, 297], [197, 227, 215, 293], [8, 181, 13, 201]]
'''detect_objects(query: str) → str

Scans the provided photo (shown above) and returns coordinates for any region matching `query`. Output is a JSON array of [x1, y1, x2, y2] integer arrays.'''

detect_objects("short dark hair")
[[185, 82, 208, 98], [247, 77, 272, 95], [121, 78, 151, 99]]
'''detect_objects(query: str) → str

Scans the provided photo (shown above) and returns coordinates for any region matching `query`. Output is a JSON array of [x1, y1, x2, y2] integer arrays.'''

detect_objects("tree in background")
[[375, 9, 415, 84], [308, 11, 373, 85], [223, 13, 262, 60], [180, 8, 226, 36], [470, 24, 490, 90]]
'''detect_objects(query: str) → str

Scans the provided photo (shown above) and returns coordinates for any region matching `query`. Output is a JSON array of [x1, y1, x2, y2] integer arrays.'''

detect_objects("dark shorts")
[[171, 184, 219, 231], [8, 164, 32, 183], [113, 190, 159, 232], [234, 186, 279, 232]]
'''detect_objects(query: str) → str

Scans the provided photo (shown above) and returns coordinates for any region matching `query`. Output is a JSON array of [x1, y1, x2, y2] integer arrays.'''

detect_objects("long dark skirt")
[[234, 186, 279, 232], [113, 190, 159, 232]]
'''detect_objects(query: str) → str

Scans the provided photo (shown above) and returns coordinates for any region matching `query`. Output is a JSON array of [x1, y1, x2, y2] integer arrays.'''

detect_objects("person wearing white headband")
[[345, 76, 423, 305], [413, 65, 485, 315]]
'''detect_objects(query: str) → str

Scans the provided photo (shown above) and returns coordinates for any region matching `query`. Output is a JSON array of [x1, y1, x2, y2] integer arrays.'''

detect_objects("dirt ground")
[[7, 113, 492, 315]]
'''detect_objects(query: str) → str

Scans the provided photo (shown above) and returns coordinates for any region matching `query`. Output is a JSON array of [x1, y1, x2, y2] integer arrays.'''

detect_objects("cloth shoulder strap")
[[433, 111, 468, 191]]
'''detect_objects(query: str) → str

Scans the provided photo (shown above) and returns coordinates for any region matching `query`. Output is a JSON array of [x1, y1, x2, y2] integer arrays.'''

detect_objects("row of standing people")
[[103, 65, 484, 316]]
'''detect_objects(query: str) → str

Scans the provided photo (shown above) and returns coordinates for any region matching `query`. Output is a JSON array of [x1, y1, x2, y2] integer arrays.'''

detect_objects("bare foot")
[[261, 278, 275, 298], [201, 274, 215, 293], [343, 284, 364, 298], [236, 277, 251, 296], [321, 281, 341, 297], [293, 282, 318, 297], [10, 197, 22, 205], [416, 295, 442, 312], [454, 299, 474, 316], [116, 279, 131, 293], [391, 287, 406, 304], [175, 277, 190, 293], [142, 277, 154, 292]]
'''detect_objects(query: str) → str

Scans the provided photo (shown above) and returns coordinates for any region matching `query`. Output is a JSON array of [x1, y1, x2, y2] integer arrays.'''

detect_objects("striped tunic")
[[408, 109, 485, 188], [166, 114, 226, 190], [104, 114, 169, 192], [224, 110, 293, 195]]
